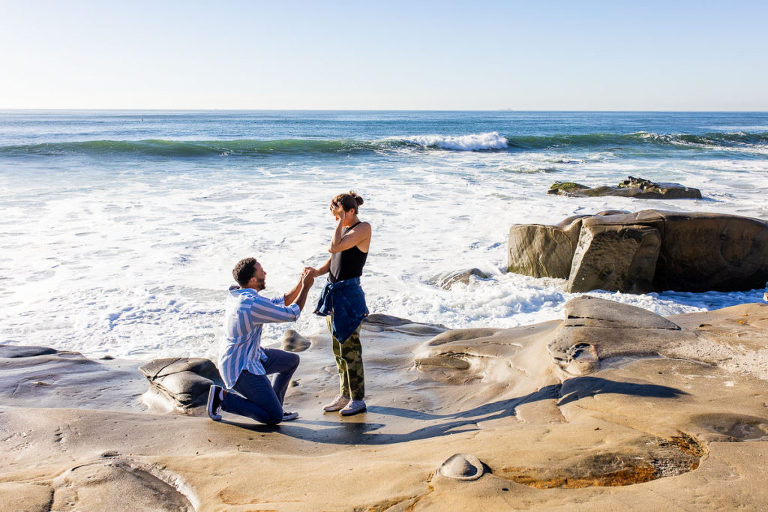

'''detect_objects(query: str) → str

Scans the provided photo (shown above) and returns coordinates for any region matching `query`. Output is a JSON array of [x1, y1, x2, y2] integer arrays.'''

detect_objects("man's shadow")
[[223, 376, 686, 446]]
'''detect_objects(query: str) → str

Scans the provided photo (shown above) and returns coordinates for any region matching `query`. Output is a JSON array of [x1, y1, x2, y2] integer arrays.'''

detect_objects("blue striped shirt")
[[219, 285, 301, 389]]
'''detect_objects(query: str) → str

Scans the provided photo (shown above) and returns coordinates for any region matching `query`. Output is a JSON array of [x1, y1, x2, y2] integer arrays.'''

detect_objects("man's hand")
[[301, 269, 315, 288], [304, 266, 319, 278], [287, 268, 316, 312]]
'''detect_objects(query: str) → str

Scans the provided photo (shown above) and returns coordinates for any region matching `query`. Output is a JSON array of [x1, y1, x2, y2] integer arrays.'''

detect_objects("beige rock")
[[438, 453, 484, 480], [2, 301, 768, 511], [508, 209, 768, 293], [428, 268, 491, 289], [282, 329, 311, 352], [52, 458, 196, 511], [568, 223, 661, 293], [138, 358, 222, 411], [548, 176, 702, 199], [508, 224, 576, 278]]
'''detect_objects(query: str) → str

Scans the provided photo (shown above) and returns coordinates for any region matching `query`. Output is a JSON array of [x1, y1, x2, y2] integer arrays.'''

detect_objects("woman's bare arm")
[[315, 257, 332, 276], [329, 222, 371, 253]]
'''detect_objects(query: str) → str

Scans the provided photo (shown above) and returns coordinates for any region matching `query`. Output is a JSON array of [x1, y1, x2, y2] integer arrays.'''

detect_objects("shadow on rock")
[[223, 377, 685, 446]]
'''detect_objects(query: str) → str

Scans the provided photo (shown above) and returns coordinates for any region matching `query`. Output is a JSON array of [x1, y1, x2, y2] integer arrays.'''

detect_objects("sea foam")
[[398, 131, 509, 151], [2, 112, 768, 361]]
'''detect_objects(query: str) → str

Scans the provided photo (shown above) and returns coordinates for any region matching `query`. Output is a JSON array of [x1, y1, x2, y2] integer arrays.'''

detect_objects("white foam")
[[1, 147, 767, 361], [398, 131, 508, 151]]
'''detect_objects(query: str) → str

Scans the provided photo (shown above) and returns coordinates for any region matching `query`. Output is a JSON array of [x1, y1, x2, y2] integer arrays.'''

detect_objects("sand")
[[1, 299, 767, 511]]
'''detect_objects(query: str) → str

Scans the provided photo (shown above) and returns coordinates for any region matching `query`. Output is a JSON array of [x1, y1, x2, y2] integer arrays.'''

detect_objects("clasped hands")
[[301, 266, 318, 285]]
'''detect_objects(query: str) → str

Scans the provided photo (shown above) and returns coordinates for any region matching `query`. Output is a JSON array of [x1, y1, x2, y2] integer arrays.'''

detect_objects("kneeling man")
[[207, 257, 314, 424]]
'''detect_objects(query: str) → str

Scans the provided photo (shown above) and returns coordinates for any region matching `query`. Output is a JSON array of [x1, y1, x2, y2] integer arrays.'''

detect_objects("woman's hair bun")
[[349, 191, 364, 206]]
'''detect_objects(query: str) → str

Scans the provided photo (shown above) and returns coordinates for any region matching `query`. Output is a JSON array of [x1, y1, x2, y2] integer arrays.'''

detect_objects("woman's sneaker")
[[207, 385, 223, 421], [322, 395, 350, 412], [340, 399, 367, 416]]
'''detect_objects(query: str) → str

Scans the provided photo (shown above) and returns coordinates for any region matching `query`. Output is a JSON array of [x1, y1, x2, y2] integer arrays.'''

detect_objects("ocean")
[[1, 110, 767, 360]]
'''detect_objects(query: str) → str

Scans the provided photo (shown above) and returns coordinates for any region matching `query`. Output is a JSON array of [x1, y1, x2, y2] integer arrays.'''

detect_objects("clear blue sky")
[[1, 1, 766, 110]]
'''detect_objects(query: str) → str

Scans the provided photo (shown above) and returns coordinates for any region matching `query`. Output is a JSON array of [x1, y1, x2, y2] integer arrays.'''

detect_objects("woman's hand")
[[304, 266, 319, 278], [330, 201, 346, 221]]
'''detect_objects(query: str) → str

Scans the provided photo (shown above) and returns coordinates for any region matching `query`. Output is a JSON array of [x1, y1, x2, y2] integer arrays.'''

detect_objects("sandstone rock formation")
[[139, 358, 222, 412], [414, 297, 768, 490], [508, 209, 768, 293], [2, 298, 768, 510], [548, 176, 702, 199], [282, 329, 311, 352], [438, 453, 485, 480], [52, 457, 197, 511]]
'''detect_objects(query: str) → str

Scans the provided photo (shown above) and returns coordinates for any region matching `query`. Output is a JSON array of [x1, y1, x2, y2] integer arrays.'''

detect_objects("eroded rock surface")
[[438, 453, 485, 480], [52, 458, 196, 511], [548, 176, 702, 199], [508, 209, 768, 292], [499, 432, 705, 488], [548, 296, 686, 377], [282, 329, 311, 352], [413, 297, 768, 492], [0, 345, 144, 410], [139, 358, 222, 411], [2, 301, 768, 510], [363, 313, 447, 336], [428, 268, 492, 289]]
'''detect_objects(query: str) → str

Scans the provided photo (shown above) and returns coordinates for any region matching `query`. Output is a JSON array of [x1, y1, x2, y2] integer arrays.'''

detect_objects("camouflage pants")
[[326, 316, 365, 400]]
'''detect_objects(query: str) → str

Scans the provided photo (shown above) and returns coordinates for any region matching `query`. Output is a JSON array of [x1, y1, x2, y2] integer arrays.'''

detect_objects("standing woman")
[[311, 191, 371, 416]]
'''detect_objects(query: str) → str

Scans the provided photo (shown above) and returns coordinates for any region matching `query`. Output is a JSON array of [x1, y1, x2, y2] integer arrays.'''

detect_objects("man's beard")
[[255, 277, 266, 290]]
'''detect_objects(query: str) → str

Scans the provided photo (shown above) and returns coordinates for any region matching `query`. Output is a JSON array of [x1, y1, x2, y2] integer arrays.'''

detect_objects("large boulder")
[[139, 358, 222, 411], [548, 176, 702, 199], [508, 209, 768, 293], [508, 211, 625, 279], [568, 223, 661, 293]]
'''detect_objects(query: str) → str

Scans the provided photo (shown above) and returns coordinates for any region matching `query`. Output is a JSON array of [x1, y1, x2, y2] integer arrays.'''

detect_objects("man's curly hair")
[[233, 257, 258, 287]]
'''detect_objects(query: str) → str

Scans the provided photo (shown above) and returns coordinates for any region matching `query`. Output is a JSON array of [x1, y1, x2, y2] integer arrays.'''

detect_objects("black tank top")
[[329, 222, 368, 283]]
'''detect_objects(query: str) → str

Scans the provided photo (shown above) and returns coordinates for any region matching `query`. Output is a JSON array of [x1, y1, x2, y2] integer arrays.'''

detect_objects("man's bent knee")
[[263, 411, 283, 425]]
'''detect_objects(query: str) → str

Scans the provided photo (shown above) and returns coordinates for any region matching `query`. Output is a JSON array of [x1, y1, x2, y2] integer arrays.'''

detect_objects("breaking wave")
[[2, 131, 766, 158]]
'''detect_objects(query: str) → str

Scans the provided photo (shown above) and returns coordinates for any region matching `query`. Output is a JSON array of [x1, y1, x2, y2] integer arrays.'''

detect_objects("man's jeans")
[[220, 348, 300, 425]]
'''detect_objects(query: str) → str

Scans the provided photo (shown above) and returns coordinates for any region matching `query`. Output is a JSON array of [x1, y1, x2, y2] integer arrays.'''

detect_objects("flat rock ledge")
[[508, 209, 768, 293], [548, 176, 702, 199], [413, 295, 739, 487], [139, 358, 222, 412]]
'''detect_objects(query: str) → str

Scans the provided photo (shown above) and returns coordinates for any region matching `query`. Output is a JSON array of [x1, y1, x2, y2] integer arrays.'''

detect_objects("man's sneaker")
[[207, 385, 223, 421], [340, 399, 367, 416], [282, 411, 299, 421], [323, 395, 350, 412]]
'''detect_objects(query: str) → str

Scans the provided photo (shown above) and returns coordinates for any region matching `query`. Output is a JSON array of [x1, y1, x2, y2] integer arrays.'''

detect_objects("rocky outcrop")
[[139, 358, 222, 411], [282, 329, 311, 352], [548, 176, 702, 199], [438, 453, 485, 480], [0, 345, 58, 358], [546, 296, 686, 377], [508, 209, 768, 293], [428, 268, 491, 289], [52, 458, 197, 512]]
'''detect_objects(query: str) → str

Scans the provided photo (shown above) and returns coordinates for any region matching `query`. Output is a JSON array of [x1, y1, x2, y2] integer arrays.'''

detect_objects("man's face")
[[247, 262, 267, 291]]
